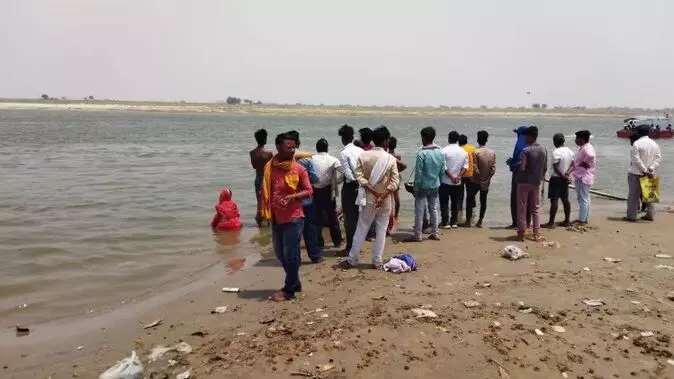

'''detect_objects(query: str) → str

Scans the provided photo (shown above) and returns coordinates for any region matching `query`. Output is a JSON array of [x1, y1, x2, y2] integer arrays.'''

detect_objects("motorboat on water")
[[616, 115, 672, 139]]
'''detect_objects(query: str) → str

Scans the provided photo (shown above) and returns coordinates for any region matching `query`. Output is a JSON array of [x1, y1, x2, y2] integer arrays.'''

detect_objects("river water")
[[1, 110, 670, 327]]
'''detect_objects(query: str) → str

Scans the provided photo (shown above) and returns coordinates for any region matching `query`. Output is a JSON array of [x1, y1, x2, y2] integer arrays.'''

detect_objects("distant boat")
[[616, 116, 673, 139]]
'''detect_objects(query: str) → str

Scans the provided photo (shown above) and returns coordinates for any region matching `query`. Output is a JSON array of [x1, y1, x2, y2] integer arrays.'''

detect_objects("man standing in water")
[[471, 130, 496, 228], [261, 132, 313, 301], [342, 126, 399, 269], [410, 126, 444, 241], [626, 126, 662, 222], [515, 126, 547, 241], [250, 129, 273, 226], [570, 130, 596, 224], [338, 124, 364, 254], [543, 133, 574, 228], [459, 134, 478, 227], [287, 130, 323, 263]]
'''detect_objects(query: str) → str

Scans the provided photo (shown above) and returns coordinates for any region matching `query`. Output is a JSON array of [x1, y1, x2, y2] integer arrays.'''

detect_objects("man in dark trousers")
[[338, 124, 364, 254]]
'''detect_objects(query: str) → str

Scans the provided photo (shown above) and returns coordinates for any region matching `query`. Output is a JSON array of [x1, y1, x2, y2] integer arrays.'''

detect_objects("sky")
[[0, 0, 672, 108]]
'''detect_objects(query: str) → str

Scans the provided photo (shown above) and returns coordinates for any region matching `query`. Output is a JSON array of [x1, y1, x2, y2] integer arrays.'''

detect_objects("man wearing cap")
[[570, 130, 596, 224], [543, 133, 575, 228]]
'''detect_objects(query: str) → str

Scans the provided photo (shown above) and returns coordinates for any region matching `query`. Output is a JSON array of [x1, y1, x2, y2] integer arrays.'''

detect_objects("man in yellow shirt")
[[459, 134, 478, 226]]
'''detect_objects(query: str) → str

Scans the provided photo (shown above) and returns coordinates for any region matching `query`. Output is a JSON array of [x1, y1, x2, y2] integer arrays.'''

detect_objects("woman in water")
[[210, 187, 242, 231]]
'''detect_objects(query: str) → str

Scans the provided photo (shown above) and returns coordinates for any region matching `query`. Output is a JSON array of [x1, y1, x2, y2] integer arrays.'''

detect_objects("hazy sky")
[[1, 0, 671, 107]]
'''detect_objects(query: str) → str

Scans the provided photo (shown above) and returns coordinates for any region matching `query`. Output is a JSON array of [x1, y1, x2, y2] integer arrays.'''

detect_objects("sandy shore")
[[3, 208, 674, 379], [0, 101, 636, 118]]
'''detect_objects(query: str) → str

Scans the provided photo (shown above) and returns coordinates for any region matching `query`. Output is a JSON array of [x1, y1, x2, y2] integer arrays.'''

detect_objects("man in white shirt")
[[312, 138, 344, 248], [543, 133, 575, 228], [439, 131, 468, 228], [626, 126, 662, 221], [338, 124, 364, 253]]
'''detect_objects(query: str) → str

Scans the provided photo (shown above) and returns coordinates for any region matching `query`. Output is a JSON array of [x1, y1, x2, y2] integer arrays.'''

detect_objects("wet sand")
[[4, 209, 674, 379]]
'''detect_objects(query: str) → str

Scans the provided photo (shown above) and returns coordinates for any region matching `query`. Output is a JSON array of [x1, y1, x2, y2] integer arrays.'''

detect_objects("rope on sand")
[[544, 178, 627, 201]]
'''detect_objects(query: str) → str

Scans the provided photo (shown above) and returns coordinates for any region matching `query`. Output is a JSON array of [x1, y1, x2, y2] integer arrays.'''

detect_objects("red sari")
[[211, 188, 242, 231]]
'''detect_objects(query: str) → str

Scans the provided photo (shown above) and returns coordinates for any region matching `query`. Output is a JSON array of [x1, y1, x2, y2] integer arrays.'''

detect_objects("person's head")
[[372, 126, 391, 148], [448, 131, 460, 144], [523, 126, 538, 144], [287, 130, 300, 148], [254, 129, 268, 146], [219, 187, 233, 202], [553, 133, 565, 148], [629, 132, 639, 145], [458, 134, 468, 146], [359, 128, 374, 145], [389, 136, 398, 152], [420, 126, 436, 145], [316, 138, 329, 153], [477, 130, 489, 146], [338, 124, 354, 145], [575, 130, 591, 146], [275, 132, 297, 160], [637, 125, 650, 137]]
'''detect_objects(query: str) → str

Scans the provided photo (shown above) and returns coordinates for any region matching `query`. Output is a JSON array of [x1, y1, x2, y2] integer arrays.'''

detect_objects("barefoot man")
[[516, 126, 547, 241], [250, 129, 273, 226]]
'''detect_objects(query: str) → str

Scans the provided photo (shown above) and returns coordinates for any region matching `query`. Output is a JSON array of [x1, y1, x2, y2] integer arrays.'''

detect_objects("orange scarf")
[[260, 152, 312, 221]]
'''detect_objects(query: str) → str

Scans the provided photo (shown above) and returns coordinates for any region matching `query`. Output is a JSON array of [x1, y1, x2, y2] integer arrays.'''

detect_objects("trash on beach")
[[602, 257, 621, 263], [640, 331, 655, 337], [668, 359, 674, 366], [411, 308, 437, 318], [655, 264, 674, 270], [562, 373, 569, 378], [259, 317, 276, 324], [76, 346, 84, 350], [211, 306, 228, 314], [583, 267, 591, 271], [190, 331, 207, 337], [498, 366, 511, 379], [655, 254, 672, 259], [143, 319, 163, 329], [630, 300, 641, 305], [420, 304, 433, 309], [319, 364, 335, 373], [168, 360, 177, 367], [99, 351, 144, 379], [502, 245, 528, 260], [463, 300, 481, 308], [493, 321, 502, 328], [383, 257, 412, 273], [436, 326, 450, 333], [15, 325, 30, 337], [222, 287, 241, 293], [552, 325, 566, 333], [320, 313, 329, 318], [534, 329, 545, 336], [542, 241, 560, 248], [174, 342, 192, 354], [147, 342, 193, 362], [176, 370, 191, 379], [582, 299, 605, 307], [667, 291, 674, 301]]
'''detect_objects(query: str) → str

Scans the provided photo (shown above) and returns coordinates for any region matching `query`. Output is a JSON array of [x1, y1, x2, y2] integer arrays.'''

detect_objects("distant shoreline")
[[0, 99, 657, 118]]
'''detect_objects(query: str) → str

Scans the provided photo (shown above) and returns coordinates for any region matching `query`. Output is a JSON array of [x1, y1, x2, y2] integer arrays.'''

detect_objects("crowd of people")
[[210, 123, 663, 302]]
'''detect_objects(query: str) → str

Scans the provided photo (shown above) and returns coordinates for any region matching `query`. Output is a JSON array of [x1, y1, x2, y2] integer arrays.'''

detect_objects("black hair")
[[637, 125, 650, 137], [353, 139, 364, 148], [420, 126, 436, 143], [477, 130, 489, 145], [287, 130, 300, 147], [629, 132, 639, 145], [254, 129, 268, 145], [458, 134, 468, 146], [553, 133, 565, 147], [316, 138, 329, 153], [575, 129, 591, 142], [338, 124, 354, 141], [389, 136, 398, 151], [372, 126, 391, 146], [359, 128, 374, 145], [524, 126, 539, 139], [275, 132, 294, 146], [448, 131, 459, 144]]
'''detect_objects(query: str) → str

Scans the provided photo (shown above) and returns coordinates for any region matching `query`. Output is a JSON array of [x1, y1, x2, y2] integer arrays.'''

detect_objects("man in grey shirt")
[[515, 126, 547, 241]]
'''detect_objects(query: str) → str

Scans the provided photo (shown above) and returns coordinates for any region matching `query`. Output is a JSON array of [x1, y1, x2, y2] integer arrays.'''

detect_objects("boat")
[[617, 116, 673, 139]]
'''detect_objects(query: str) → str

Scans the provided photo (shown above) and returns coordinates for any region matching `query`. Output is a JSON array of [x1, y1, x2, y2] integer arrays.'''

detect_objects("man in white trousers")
[[341, 126, 400, 269]]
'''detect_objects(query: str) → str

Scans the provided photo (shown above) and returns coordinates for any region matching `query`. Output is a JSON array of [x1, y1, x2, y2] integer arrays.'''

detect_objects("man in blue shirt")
[[288, 131, 323, 263], [506, 126, 531, 229], [410, 127, 445, 241]]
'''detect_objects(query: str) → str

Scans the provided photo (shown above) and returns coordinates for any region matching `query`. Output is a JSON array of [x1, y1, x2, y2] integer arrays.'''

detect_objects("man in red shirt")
[[262, 132, 313, 302]]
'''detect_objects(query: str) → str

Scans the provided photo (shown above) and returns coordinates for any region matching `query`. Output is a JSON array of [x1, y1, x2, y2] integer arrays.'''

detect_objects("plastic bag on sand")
[[99, 351, 144, 379], [502, 245, 528, 260]]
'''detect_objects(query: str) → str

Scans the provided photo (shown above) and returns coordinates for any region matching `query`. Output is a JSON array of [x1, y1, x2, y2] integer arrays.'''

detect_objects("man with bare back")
[[250, 129, 273, 226]]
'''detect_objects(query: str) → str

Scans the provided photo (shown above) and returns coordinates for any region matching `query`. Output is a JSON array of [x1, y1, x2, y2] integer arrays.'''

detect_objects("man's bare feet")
[[475, 220, 483, 228], [542, 222, 556, 229], [269, 291, 290, 302], [428, 234, 440, 241]]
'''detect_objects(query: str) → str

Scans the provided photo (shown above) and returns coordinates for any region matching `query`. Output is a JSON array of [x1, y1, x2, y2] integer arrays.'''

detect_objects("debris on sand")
[[582, 299, 605, 307], [148, 342, 193, 362], [640, 331, 655, 337], [411, 308, 438, 318], [542, 240, 561, 248], [211, 306, 228, 314], [602, 257, 621, 263], [176, 370, 190, 379], [15, 325, 30, 337], [502, 245, 528, 261], [655, 264, 674, 270], [463, 300, 481, 308], [582, 267, 591, 271], [667, 291, 674, 301], [143, 319, 163, 329], [221, 287, 241, 293], [99, 351, 144, 379], [655, 254, 672, 259], [551, 325, 566, 333], [534, 329, 545, 336], [498, 365, 511, 379]]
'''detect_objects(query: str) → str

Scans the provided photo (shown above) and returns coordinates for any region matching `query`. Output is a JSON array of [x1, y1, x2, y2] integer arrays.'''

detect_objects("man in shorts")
[[543, 133, 574, 228]]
